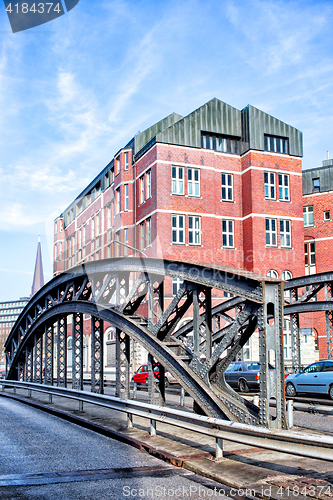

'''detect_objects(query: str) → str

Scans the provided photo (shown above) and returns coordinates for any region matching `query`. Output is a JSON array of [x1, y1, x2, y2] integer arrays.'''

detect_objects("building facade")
[[54, 98, 306, 371], [0, 299, 29, 370]]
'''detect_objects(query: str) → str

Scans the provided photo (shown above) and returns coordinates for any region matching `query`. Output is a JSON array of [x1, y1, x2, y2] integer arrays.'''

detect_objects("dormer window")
[[201, 132, 240, 154], [264, 135, 288, 154]]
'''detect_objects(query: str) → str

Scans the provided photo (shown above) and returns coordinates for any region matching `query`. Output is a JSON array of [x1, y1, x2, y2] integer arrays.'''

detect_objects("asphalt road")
[[0, 397, 241, 500]]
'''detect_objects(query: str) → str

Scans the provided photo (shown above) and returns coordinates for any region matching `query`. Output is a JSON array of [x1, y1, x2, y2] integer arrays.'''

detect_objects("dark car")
[[222, 361, 285, 392], [285, 360, 333, 399]]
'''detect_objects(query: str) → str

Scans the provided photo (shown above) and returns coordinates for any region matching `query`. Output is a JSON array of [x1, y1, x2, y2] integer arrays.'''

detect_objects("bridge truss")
[[5, 258, 286, 429]]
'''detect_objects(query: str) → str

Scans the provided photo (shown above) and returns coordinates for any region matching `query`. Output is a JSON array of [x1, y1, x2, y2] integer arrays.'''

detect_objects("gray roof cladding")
[[303, 160, 333, 195], [134, 98, 303, 158]]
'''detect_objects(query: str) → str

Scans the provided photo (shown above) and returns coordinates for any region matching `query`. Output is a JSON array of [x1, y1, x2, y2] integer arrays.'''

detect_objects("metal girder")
[[56, 316, 67, 387], [44, 322, 53, 385], [33, 334, 42, 383], [91, 316, 104, 393], [115, 327, 130, 399], [72, 313, 83, 390], [325, 283, 333, 360]]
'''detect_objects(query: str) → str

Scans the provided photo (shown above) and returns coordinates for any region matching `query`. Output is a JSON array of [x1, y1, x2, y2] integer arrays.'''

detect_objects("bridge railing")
[[1, 380, 333, 463]]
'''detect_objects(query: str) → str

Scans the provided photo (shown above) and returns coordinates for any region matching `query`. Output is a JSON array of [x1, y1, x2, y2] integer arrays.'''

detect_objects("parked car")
[[131, 364, 177, 386], [222, 361, 281, 393], [0, 369, 5, 380], [285, 360, 333, 399]]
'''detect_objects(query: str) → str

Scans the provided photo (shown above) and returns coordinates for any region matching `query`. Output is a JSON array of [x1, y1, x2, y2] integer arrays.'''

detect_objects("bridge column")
[[72, 313, 83, 391], [44, 323, 53, 385], [115, 328, 130, 399], [258, 281, 286, 430], [33, 334, 43, 383], [91, 316, 104, 394], [325, 283, 333, 360], [290, 287, 301, 373], [148, 280, 165, 406], [56, 316, 67, 387], [25, 344, 33, 382]]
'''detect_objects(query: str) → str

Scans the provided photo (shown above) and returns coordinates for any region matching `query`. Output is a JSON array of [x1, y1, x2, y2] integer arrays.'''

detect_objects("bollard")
[[127, 413, 133, 429], [133, 383, 137, 399], [215, 437, 223, 461], [180, 387, 185, 406], [150, 419, 156, 437], [287, 400, 293, 428], [253, 395, 259, 406], [79, 400, 83, 412]]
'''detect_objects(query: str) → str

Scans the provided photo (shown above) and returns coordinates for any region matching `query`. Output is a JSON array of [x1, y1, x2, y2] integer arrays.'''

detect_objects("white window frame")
[[124, 228, 129, 256], [305, 241, 316, 267], [146, 170, 151, 199], [146, 217, 151, 247], [303, 206, 314, 227], [188, 168, 200, 197], [116, 188, 121, 214], [172, 278, 183, 296], [222, 220, 234, 248], [139, 175, 145, 204], [280, 219, 291, 247], [221, 173, 233, 201], [267, 269, 278, 278], [324, 210, 331, 221], [172, 214, 185, 244], [264, 172, 276, 199], [125, 152, 129, 170], [188, 216, 201, 245], [266, 218, 277, 246], [278, 174, 290, 201], [140, 222, 145, 250], [282, 270, 292, 281], [172, 166, 184, 195], [124, 184, 129, 211]]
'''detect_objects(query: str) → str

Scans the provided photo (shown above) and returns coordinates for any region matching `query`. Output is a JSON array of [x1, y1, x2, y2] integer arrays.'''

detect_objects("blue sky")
[[0, 0, 333, 301]]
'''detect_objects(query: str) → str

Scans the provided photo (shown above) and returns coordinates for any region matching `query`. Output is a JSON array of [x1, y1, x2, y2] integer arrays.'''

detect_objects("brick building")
[[302, 159, 333, 359], [54, 98, 307, 372], [0, 300, 29, 371]]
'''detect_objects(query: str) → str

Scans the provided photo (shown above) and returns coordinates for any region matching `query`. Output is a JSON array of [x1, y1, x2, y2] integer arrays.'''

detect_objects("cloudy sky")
[[0, 0, 333, 301]]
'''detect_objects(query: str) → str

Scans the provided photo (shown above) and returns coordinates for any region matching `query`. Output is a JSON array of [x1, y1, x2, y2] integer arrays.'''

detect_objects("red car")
[[132, 364, 176, 385]]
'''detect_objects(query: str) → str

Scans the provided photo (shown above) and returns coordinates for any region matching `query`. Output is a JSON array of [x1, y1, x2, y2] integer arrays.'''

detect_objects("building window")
[[282, 270, 292, 281], [188, 168, 200, 196], [278, 174, 290, 201], [221, 173, 233, 201], [172, 214, 185, 244], [139, 175, 145, 204], [283, 318, 292, 359], [116, 188, 121, 214], [303, 206, 314, 227], [266, 218, 277, 246], [146, 217, 151, 247], [124, 184, 129, 211], [172, 166, 184, 195], [305, 241, 315, 267], [115, 157, 120, 175], [140, 222, 145, 250], [264, 172, 275, 199], [115, 231, 120, 257], [222, 220, 234, 248], [146, 170, 151, 199], [124, 228, 129, 256], [324, 210, 331, 221], [280, 220, 291, 247], [172, 278, 183, 296], [125, 152, 129, 170], [264, 135, 288, 154], [188, 216, 201, 245], [201, 132, 240, 154], [267, 269, 278, 278], [313, 177, 320, 192]]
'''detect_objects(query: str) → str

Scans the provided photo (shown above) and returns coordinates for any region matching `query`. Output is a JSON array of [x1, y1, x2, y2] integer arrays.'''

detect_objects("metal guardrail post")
[[13, 387, 16, 394], [49, 394, 52, 404], [133, 383, 137, 399], [1, 384, 4, 392], [253, 395, 259, 406], [287, 400, 294, 428], [79, 400, 83, 411], [180, 387, 185, 406], [127, 413, 133, 428], [27, 389, 31, 398], [215, 437, 223, 461], [150, 419, 156, 436]]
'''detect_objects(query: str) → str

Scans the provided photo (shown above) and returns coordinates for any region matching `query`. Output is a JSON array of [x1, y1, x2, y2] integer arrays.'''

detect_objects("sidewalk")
[[1, 387, 333, 500]]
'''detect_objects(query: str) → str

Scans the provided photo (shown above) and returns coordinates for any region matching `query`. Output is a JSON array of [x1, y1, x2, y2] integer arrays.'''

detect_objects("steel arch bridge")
[[5, 258, 287, 429]]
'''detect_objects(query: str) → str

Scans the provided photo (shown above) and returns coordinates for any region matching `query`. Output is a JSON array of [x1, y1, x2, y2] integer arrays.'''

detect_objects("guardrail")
[[1, 380, 333, 462]]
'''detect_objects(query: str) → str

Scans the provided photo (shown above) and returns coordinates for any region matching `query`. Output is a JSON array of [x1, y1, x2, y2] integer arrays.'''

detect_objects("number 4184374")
[[6, 3, 62, 14]]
